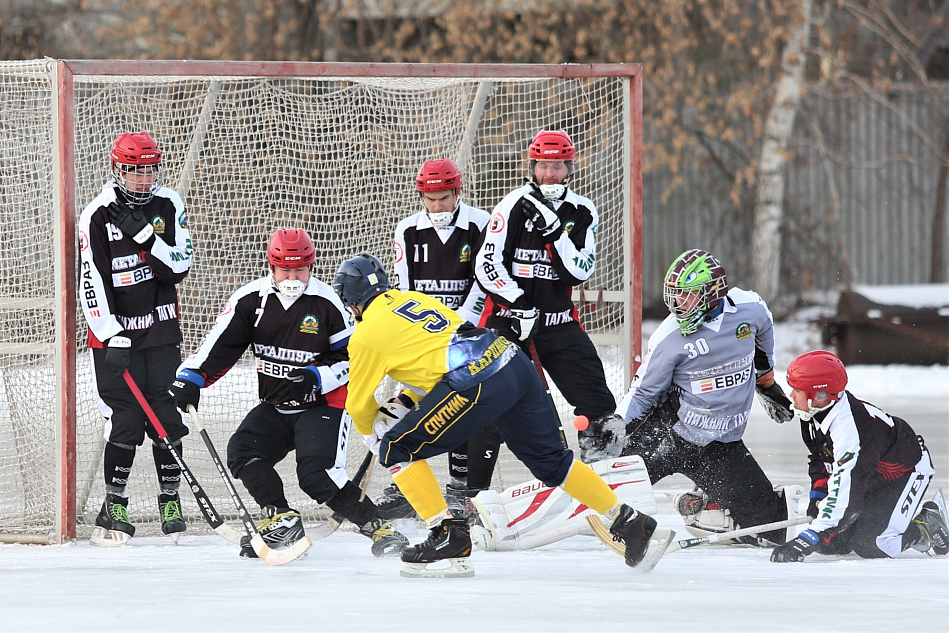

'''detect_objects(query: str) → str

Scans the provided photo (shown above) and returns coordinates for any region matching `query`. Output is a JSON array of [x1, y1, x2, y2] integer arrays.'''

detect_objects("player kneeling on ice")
[[619, 249, 805, 547], [335, 253, 671, 578], [771, 350, 947, 563], [170, 230, 408, 559]]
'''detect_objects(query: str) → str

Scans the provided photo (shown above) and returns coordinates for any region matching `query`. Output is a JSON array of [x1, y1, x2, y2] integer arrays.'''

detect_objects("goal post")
[[0, 59, 643, 544]]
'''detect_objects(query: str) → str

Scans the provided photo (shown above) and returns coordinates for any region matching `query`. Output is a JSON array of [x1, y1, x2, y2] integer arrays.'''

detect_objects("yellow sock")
[[559, 459, 619, 515], [392, 460, 449, 525]]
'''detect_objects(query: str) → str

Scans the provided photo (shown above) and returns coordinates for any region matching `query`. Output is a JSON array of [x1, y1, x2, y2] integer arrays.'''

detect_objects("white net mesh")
[[0, 61, 639, 541]]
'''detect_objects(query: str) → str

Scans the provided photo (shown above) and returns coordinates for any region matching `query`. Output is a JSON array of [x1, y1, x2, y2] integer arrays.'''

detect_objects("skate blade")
[[400, 558, 475, 578], [639, 527, 675, 572], [167, 532, 181, 545], [90, 526, 131, 547], [586, 516, 675, 572]]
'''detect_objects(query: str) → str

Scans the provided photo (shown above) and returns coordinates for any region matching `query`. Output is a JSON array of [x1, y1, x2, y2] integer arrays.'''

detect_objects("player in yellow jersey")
[[334, 253, 668, 578]]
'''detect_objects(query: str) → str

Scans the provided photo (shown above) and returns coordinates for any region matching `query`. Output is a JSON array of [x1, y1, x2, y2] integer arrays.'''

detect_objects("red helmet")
[[416, 159, 462, 193], [268, 229, 315, 269], [110, 132, 162, 205], [529, 130, 576, 161], [786, 350, 848, 403]]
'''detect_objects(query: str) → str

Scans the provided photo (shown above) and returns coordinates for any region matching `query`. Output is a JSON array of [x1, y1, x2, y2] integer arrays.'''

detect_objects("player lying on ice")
[[770, 350, 948, 563], [334, 253, 673, 577]]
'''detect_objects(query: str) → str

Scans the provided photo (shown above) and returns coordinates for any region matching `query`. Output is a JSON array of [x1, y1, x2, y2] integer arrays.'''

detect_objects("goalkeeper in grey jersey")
[[619, 249, 799, 545]]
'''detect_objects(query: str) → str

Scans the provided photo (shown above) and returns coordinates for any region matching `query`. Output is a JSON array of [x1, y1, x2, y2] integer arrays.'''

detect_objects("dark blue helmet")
[[333, 253, 390, 309]]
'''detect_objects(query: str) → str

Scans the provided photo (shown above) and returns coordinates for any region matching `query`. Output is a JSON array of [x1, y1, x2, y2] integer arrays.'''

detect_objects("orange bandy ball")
[[573, 415, 590, 431]]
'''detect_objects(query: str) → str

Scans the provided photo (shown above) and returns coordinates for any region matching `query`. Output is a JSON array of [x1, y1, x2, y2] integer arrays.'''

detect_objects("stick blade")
[[253, 534, 313, 566], [213, 523, 244, 545]]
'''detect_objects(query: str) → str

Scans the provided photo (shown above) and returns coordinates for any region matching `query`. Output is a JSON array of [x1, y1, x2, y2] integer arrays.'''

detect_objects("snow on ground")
[[1, 320, 947, 633]]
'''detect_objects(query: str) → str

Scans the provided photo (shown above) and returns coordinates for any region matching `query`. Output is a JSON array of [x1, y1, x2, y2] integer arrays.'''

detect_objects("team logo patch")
[[459, 243, 471, 263], [393, 241, 404, 264], [300, 314, 319, 334], [837, 452, 855, 467], [151, 216, 166, 235], [489, 213, 505, 233], [735, 322, 751, 340], [564, 220, 575, 233], [79, 230, 89, 252], [178, 212, 188, 229]]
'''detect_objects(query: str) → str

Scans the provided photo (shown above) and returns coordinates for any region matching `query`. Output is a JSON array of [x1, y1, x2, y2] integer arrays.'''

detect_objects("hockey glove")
[[755, 381, 793, 424], [509, 296, 540, 342], [286, 366, 321, 402], [770, 528, 819, 563], [108, 199, 155, 248], [170, 368, 204, 412], [577, 413, 628, 461], [104, 334, 132, 376], [363, 393, 414, 455], [518, 191, 563, 243]]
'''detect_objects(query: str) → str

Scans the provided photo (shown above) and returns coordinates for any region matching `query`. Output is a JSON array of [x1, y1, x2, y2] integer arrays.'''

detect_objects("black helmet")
[[334, 253, 390, 308]]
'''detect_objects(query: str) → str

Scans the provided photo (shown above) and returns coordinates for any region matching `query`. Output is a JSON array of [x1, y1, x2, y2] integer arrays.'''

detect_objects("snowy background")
[[1, 314, 946, 633]]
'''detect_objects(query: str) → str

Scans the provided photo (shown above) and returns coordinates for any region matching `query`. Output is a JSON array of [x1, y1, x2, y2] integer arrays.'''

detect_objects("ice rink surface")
[[1, 322, 947, 633]]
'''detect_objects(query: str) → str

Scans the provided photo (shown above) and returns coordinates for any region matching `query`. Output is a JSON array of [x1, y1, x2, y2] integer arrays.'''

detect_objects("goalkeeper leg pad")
[[471, 456, 655, 551]]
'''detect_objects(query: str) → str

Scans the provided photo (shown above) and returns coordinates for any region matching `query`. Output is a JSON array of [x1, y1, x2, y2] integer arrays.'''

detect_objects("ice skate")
[[400, 516, 474, 578], [910, 501, 949, 556], [158, 492, 186, 544], [609, 503, 659, 567], [90, 493, 135, 547], [374, 483, 418, 520], [239, 506, 306, 559], [359, 518, 410, 558]]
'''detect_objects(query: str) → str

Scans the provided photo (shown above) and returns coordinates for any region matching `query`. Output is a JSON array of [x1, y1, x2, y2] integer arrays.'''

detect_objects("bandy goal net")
[[0, 59, 643, 543]]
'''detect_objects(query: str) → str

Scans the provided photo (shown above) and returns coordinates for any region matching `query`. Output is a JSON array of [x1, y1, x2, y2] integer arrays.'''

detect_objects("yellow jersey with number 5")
[[346, 289, 463, 434]]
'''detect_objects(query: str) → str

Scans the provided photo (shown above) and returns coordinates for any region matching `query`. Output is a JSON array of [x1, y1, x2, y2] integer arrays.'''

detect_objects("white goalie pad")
[[471, 456, 656, 552]]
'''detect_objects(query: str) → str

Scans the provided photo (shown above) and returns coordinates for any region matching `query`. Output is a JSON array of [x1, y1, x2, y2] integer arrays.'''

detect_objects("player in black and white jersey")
[[771, 350, 947, 562], [474, 130, 623, 465], [170, 229, 407, 558], [378, 159, 491, 518], [618, 249, 801, 545], [78, 131, 193, 546]]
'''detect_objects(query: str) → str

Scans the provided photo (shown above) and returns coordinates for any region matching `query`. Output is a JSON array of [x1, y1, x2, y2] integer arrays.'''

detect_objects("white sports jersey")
[[618, 288, 777, 446]]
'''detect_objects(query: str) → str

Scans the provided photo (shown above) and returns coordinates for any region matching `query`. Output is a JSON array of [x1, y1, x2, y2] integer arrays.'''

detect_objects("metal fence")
[[639, 84, 949, 312]]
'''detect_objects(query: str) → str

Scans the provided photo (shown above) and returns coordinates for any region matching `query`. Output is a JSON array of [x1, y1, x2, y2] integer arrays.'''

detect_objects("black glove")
[[170, 370, 203, 412], [755, 381, 793, 423], [770, 529, 819, 563], [516, 188, 563, 243], [104, 334, 131, 376], [108, 199, 155, 248], [807, 489, 827, 518], [509, 296, 540, 342], [286, 366, 322, 402]]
